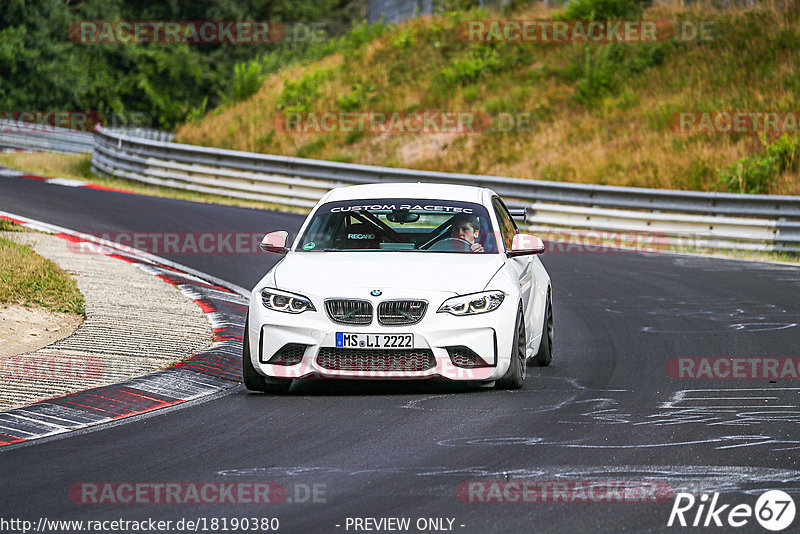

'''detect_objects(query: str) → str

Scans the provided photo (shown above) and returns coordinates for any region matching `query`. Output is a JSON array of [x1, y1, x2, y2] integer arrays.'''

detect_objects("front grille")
[[264, 343, 306, 365], [325, 299, 373, 325], [317, 348, 435, 372], [377, 300, 427, 325], [447, 346, 491, 368]]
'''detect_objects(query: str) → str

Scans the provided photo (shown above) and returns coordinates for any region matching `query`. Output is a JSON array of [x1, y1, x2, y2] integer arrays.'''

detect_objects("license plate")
[[336, 333, 413, 348]]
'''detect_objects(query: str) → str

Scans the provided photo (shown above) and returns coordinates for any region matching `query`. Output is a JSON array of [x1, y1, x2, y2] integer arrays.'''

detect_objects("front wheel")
[[534, 292, 553, 367], [242, 314, 292, 393], [496, 307, 526, 389]]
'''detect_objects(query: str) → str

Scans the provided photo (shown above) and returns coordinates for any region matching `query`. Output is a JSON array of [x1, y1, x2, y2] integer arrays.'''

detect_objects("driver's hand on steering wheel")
[[470, 242, 484, 253]]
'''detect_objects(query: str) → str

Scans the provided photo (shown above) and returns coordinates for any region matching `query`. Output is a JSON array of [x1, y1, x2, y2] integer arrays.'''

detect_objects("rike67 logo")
[[667, 490, 796, 531]]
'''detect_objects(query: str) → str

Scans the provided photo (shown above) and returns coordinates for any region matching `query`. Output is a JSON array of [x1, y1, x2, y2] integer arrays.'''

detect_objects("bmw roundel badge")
[[370, 290, 382, 296]]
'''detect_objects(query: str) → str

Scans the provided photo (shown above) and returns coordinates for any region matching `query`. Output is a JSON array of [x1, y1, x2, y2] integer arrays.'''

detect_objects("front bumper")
[[247, 292, 517, 382]]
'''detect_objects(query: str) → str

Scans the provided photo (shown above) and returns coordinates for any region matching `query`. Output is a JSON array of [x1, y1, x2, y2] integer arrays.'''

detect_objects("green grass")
[[0, 230, 85, 314], [0, 220, 21, 232], [716, 132, 800, 193]]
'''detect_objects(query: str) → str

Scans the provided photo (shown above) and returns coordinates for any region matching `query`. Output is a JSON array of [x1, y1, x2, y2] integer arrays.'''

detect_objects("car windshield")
[[296, 198, 498, 253]]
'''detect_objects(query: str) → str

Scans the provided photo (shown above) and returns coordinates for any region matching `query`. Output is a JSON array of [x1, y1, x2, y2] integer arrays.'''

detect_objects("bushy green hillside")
[[177, 0, 800, 195], [0, 0, 365, 130]]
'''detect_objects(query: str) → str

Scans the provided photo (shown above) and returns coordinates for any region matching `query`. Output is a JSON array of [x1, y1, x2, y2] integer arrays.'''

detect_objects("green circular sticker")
[[303, 242, 316, 250]]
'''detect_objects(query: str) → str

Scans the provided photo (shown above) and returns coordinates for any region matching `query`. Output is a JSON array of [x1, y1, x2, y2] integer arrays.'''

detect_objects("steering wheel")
[[428, 237, 473, 252]]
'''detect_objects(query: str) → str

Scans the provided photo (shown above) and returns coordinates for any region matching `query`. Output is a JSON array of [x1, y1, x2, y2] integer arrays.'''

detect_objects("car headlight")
[[260, 288, 316, 314], [437, 291, 505, 316]]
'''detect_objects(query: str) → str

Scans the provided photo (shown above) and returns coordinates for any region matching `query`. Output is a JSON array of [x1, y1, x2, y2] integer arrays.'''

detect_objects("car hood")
[[273, 252, 504, 296]]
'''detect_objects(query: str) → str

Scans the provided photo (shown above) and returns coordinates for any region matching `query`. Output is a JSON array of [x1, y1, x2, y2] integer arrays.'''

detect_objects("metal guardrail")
[[92, 128, 329, 208], [90, 126, 800, 252], [105, 128, 175, 143], [0, 122, 173, 154], [0, 119, 95, 153]]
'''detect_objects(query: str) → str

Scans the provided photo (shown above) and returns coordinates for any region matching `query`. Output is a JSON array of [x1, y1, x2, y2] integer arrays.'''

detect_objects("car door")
[[492, 197, 534, 319]]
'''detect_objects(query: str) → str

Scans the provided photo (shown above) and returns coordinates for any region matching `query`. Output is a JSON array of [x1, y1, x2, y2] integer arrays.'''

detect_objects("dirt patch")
[[0, 304, 83, 358]]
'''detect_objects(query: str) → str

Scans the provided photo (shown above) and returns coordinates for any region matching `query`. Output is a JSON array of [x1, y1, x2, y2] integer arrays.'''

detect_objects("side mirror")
[[260, 231, 289, 254], [508, 233, 545, 256]]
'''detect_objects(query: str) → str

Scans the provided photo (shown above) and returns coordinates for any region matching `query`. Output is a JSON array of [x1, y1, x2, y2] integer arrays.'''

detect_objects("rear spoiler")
[[508, 208, 527, 224]]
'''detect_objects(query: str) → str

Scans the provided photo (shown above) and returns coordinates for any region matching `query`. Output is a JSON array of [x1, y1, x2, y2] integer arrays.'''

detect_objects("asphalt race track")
[[2, 175, 800, 533]]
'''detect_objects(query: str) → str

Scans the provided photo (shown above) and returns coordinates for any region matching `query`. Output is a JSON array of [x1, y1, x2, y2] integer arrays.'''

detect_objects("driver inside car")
[[451, 214, 484, 253]]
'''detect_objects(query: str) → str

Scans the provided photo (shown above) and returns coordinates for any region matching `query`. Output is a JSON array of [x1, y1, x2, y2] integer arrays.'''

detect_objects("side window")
[[492, 197, 517, 251]]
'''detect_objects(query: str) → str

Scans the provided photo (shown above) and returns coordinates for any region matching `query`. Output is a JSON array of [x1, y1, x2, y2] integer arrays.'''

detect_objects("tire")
[[242, 314, 292, 393], [534, 291, 553, 367], [496, 307, 526, 389]]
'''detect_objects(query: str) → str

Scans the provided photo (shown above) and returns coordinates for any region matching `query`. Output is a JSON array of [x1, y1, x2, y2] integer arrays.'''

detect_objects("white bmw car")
[[244, 183, 553, 392]]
